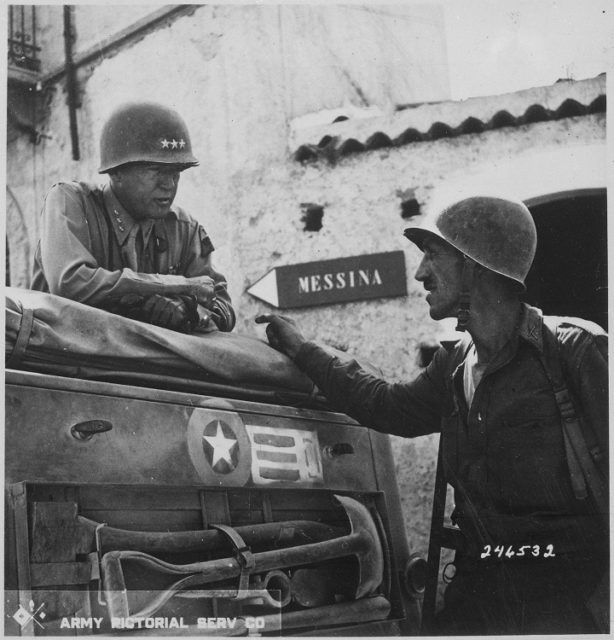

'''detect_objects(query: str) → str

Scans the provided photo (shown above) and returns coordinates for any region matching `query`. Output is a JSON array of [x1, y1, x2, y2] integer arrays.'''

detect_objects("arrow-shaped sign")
[[247, 269, 279, 307], [247, 251, 407, 309]]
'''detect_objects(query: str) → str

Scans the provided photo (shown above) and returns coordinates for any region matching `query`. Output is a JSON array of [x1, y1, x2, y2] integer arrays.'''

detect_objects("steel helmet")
[[98, 102, 199, 173], [404, 196, 537, 290]]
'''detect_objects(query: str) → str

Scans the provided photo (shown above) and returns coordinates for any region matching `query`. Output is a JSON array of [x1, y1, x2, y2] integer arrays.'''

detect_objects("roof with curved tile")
[[292, 74, 606, 163]]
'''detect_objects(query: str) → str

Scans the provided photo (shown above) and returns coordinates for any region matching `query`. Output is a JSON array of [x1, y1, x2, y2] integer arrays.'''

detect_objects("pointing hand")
[[255, 314, 306, 359]]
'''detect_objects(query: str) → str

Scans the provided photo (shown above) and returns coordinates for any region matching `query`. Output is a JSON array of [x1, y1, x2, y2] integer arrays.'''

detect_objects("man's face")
[[414, 236, 465, 320], [110, 163, 185, 220]]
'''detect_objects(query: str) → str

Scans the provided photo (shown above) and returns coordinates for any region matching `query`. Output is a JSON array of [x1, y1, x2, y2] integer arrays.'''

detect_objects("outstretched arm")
[[256, 314, 444, 438]]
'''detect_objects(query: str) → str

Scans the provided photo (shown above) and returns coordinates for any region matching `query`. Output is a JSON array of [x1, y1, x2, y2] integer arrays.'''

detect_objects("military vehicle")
[[5, 288, 426, 636]]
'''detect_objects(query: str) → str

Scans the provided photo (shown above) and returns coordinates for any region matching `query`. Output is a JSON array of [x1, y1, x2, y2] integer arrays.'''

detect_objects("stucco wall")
[[5, 4, 606, 574], [26, 6, 65, 75], [22, 6, 195, 76], [7, 4, 449, 288], [233, 112, 606, 558]]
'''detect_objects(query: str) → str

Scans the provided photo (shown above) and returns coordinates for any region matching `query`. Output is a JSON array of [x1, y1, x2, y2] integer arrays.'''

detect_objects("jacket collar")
[[441, 303, 544, 351], [102, 184, 176, 246], [517, 303, 544, 352], [441, 303, 545, 391]]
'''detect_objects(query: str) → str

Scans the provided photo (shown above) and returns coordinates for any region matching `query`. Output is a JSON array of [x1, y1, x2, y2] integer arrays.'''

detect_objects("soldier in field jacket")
[[256, 196, 608, 635], [32, 101, 235, 334]]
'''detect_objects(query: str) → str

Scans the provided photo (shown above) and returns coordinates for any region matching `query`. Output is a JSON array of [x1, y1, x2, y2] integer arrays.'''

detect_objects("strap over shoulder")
[[538, 318, 607, 515]]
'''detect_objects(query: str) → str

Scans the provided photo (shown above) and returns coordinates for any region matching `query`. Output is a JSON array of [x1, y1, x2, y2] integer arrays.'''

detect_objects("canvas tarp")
[[6, 287, 318, 395]]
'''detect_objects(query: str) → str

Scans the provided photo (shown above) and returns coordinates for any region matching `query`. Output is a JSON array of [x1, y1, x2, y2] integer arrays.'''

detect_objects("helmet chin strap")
[[455, 256, 475, 332]]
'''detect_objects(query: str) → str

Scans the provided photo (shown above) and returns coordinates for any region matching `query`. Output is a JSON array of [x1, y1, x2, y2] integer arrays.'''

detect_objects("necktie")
[[137, 225, 155, 273]]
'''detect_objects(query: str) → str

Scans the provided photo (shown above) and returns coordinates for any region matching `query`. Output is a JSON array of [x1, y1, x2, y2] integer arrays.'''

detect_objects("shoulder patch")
[[198, 226, 214, 257]]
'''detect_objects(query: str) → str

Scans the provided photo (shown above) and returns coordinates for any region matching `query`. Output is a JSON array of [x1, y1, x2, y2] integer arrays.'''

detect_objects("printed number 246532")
[[481, 544, 555, 559]]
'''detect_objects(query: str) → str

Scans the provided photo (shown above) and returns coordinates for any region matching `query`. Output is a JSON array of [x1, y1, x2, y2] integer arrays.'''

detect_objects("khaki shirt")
[[32, 181, 235, 331]]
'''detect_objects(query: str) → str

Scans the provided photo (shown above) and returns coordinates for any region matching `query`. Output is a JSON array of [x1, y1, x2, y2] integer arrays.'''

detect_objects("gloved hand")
[[142, 294, 195, 331], [99, 294, 145, 320], [186, 276, 216, 310], [99, 293, 200, 332], [255, 314, 307, 359]]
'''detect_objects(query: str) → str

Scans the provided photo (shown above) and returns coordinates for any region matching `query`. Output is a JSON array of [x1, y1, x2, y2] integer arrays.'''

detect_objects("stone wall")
[[234, 109, 606, 557]]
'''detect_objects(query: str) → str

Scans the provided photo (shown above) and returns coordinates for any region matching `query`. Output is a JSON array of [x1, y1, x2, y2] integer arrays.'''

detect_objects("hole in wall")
[[397, 188, 421, 219], [300, 203, 325, 232], [401, 199, 421, 219]]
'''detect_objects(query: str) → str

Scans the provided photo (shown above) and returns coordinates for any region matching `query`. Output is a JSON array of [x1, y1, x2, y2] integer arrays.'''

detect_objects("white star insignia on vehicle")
[[203, 421, 238, 468], [170, 139, 178, 149], [179, 139, 186, 148], [161, 138, 170, 149]]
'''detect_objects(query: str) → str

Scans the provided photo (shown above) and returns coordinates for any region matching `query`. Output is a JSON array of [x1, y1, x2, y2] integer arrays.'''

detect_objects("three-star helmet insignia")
[[159, 138, 186, 150]]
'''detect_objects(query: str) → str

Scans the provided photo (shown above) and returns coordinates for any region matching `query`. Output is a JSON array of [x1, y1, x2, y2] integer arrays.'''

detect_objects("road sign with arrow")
[[247, 251, 407, 309]]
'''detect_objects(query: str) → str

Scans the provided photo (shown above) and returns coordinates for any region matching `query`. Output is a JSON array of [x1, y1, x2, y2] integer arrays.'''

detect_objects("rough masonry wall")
[[5, 4, 606, 567], [6, 4, 449, 290], [234, 113, 606, 557]]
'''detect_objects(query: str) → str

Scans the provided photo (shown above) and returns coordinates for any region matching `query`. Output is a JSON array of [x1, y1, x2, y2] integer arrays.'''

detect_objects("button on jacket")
[[294, 304, 607, 555], [32, 181, 235, 331]]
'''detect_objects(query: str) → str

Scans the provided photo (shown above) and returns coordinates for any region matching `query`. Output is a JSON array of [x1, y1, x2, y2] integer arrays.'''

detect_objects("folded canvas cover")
[[6, 288, 317, 396]]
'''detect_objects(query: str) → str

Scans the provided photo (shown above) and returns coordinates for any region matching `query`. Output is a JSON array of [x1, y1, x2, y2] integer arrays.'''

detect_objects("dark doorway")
[[523, 191, 607, 330]]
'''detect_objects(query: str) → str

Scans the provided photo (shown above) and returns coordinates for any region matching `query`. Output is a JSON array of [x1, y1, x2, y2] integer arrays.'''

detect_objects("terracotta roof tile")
[[521, 103, 551, 124], [365, 131, 393, 150], [489, 110, 517, 129], [588, 94, 606, 113], [338, 138, 365, 156], [394, 127, 423, 145], [318, 135, 335, 148], [458, 116, 485, 134], [294, 145, 319, 162], [553, 98, 586, 119], [292, 75, 605, 163], [428, 121, 456, 140]]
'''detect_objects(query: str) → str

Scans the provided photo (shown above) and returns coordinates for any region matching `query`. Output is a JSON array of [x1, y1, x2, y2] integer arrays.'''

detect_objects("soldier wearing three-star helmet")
[[32, 101, 235, 333], [255, 195, 608, 635]]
